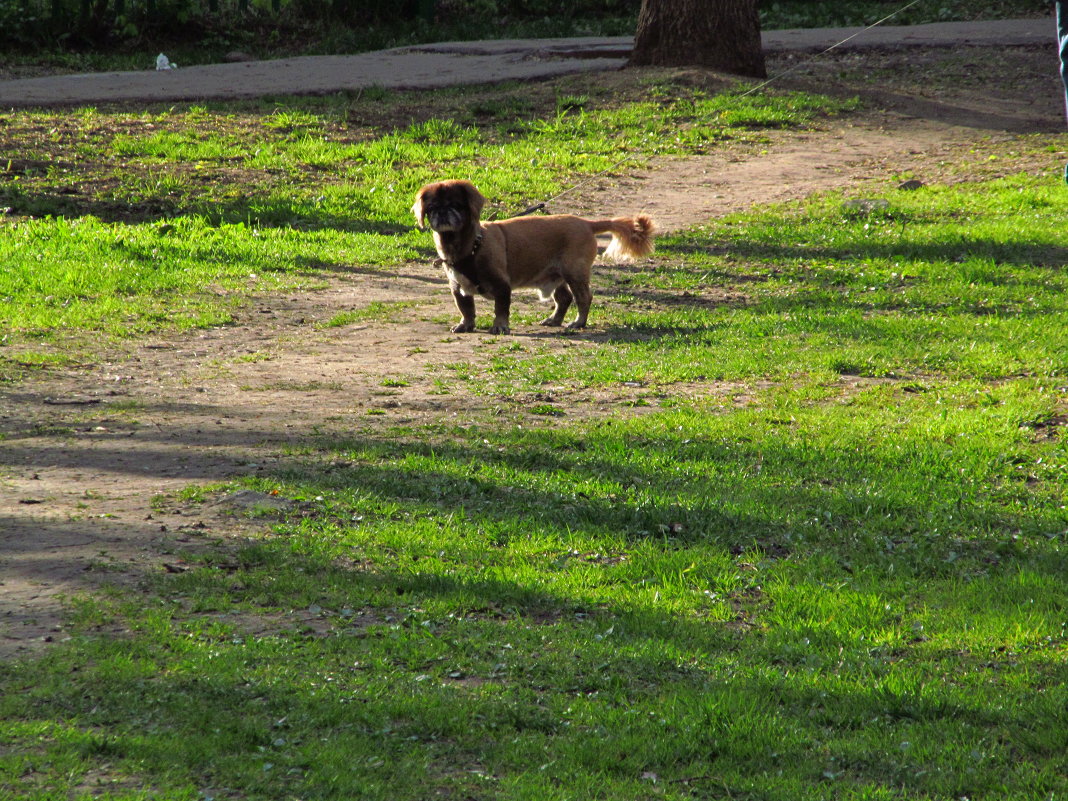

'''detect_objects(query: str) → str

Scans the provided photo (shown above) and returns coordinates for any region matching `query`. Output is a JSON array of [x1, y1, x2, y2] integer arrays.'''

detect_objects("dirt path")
[[2, 43, 1066, 659], [0, 19, 1051, 105]]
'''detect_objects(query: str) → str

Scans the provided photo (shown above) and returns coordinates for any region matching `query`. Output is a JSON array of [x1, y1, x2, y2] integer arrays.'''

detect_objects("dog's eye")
[[429, 204, 460, 216]]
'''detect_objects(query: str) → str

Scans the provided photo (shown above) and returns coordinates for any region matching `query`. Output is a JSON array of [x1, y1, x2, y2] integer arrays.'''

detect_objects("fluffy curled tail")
[[589, 215, 656, 262]]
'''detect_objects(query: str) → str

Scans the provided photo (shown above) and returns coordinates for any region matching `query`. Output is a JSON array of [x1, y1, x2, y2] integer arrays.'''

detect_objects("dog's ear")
[[411, 185, 430, 229], [461, 181, 486, 221]]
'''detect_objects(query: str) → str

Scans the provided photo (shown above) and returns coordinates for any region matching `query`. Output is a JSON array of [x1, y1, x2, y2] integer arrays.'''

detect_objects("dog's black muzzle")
[[426, 207, 466, 233]]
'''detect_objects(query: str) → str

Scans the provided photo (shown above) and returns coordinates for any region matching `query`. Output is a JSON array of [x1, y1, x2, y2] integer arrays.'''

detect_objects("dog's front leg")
[[489, 286, 511, 335], [451, 283, 477, 333]]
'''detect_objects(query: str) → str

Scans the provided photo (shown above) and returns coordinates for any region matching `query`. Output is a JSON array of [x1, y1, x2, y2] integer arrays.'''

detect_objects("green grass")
[[2, 71, 1068, 799], [318, 300, 427, 329], [475, 174, 1068, 392], [2, 371, 1066, 798], [0, 78, 848, 377]]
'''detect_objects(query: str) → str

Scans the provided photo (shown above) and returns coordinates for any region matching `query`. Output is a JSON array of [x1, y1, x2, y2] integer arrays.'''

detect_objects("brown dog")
[[413, 180, 654, 334]]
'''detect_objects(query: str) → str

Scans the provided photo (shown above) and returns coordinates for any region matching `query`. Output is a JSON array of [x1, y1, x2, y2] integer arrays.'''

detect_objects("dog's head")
[[412, 180, 485, 232]]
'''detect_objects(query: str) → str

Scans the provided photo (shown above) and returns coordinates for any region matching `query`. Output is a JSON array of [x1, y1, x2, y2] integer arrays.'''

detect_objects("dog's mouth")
[[425, 207, 466, 233]]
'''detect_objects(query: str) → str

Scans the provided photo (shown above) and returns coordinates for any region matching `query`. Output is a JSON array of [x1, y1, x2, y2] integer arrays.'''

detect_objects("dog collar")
[[442, 231, 485, 294], [446, 231, 483, 267]]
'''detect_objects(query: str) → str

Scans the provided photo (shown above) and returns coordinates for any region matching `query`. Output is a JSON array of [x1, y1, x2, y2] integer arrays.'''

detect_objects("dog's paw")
[[565, 320, 587, 331], [452, 322, 476, 333], [539, 316, 563, 327], [488, 325, 511, 335]]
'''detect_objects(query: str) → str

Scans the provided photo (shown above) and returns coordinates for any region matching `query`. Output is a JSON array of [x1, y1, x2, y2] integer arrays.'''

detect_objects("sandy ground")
[[1, 26, 1066, 659]]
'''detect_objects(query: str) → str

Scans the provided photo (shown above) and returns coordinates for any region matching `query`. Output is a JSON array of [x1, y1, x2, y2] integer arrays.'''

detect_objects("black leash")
[[514, 202, 546, 217]]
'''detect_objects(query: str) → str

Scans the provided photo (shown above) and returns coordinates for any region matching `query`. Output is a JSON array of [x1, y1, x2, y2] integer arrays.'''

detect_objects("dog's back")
[[485, 215, 600, 288], [488, 213, 654, 274]]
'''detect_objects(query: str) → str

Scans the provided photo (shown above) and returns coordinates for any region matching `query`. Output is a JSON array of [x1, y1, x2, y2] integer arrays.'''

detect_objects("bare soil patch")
[[2, 43, 1066, 659]]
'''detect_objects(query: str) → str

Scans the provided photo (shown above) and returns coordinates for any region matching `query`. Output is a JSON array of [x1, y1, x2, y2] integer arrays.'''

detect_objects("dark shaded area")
[[1, 399, 1065, 795], [1, 381, 1064, 590], [657, 233, 1068, 274], [0, 177, 414, 233], [631, 0, 766, 78]]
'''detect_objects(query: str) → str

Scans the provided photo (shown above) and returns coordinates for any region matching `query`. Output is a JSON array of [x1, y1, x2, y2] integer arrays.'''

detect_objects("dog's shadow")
[[497, 323, 712, 344]]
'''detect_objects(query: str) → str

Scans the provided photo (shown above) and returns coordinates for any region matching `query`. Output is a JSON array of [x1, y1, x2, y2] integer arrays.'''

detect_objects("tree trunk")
[[629, 0, 767, 79]]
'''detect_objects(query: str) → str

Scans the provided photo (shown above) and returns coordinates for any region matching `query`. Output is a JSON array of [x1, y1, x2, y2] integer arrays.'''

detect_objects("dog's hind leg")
[[451, 284, 477, 333], [539, 284, 573, 326], [565, 281, 592, 330]]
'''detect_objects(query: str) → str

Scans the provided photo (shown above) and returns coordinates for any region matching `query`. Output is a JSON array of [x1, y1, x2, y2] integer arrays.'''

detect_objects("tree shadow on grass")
[[728, 238, 1068, 273], [3, 382, 1063, 556], [5, 526, 1064, 799], [656, 231, 1068, 273], [626, 230, 1068, 340], [1, 392, 1064, 600], [2, 398, 1065, 796], [0, 175, 411, 235]]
